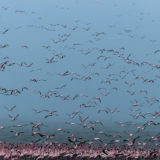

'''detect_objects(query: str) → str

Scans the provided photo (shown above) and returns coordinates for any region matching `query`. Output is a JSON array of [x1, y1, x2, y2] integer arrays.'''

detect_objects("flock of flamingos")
[[0, 0, 160, 159]]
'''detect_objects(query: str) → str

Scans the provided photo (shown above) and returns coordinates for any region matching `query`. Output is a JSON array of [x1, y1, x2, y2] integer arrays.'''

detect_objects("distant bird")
[[5, 105, 16, 111], [10, 130, 24, 136], [33, 109, 43, 114], [43, 110, 57, 118], [2, 29, 8, 34], [79, 116, 89, 123], [94, 137, 103, 143], [32, 132, 55, 140], [8, 114, 19, 121], [56, 128, 70, 133], [30, 122, 44, 131]]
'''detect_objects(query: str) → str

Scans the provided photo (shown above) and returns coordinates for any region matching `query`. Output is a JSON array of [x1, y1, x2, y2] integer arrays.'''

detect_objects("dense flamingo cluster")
[[0, 142, 160, 160]]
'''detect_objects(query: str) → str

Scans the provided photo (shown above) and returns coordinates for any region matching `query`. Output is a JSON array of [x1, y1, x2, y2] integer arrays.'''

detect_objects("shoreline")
[[0, 142, 160, 160]]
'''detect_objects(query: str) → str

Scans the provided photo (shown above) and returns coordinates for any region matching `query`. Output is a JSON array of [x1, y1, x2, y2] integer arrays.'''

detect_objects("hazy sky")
[[0, 0, 160, 143]]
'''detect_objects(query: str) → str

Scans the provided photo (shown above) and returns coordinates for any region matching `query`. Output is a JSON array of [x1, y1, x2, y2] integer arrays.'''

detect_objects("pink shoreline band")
[[0, 142, 159, 159]]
